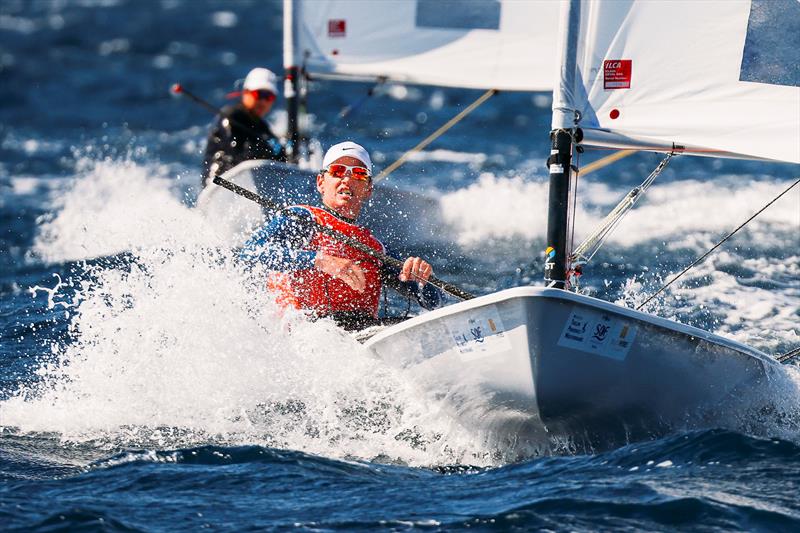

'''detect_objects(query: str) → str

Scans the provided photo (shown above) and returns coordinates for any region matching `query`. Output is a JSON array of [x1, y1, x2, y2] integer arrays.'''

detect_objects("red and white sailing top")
[[267, 205, 385, 317]]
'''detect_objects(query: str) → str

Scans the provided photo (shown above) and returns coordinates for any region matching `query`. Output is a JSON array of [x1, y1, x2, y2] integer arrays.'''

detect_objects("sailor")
[[240, 141, 441, 331], [201, 67, 286, 187]]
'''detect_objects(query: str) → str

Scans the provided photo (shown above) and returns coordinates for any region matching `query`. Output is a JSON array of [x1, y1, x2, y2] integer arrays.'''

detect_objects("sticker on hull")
[[557, 307, 637, 360], [443, 305, 512, 361]]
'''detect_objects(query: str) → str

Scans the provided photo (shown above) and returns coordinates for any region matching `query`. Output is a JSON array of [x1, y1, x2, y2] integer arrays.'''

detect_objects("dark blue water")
[[2, 430, 799, 531], [1, 1, 799, 531]]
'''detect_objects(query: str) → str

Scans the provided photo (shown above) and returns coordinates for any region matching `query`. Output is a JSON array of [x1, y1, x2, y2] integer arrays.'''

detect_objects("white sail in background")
[[292, 0, 560, 91], [553, 0, 800, 163]]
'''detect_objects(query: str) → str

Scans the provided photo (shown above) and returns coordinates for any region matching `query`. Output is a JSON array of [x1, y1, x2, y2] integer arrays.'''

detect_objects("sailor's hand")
[[400, 257, 432, 285], [315, 253, 366, 292]]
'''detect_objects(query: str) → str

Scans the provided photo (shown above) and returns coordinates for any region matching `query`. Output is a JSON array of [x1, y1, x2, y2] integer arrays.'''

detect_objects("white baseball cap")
[[322, 141, 373, 174], [242, 67, 278, 95]]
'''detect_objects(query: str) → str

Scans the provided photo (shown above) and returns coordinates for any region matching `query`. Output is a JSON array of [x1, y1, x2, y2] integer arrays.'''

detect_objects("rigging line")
[[568, 141, 580, 277], [572, 153, 673, 263], [337, 77, 387, 120], [579, 149, 636, 177], [776, 346, 800, 364], [636, 176, 800, 311], [372, 88, 498, 183]]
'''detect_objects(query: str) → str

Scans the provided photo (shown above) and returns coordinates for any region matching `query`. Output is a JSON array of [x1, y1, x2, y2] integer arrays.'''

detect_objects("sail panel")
[[553, 0, 800, 164], [294, 0, 560, 91]]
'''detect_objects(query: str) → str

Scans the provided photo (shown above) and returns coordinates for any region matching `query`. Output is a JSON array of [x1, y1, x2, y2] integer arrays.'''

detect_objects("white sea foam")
[[152, 54, 173, 69], [440, 173, 549, 246], [381, 83, 423, 102], [0, 14, 38, 34], [31, 158, 225, 263], [405, 149, 487, 165], [599, 178, 799, 249], [210, 11, 238, 28], [268, 108, 288, 139], [11, 176, 46, 195], [723, 363, 800, 444], [2, 133, 65, 156], [441, 173, 799, 249], [98, 38, 130, 56]]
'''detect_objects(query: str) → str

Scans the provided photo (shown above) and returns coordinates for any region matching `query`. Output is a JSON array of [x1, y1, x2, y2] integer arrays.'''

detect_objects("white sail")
[[292, 0, 560, 91], [553, 0, 800, 164]]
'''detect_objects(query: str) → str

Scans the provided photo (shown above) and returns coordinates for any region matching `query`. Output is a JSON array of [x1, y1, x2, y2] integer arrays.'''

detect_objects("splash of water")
[[29, 274, 72, 310], [440, 174, 799, 249], [440, 173, 549, 247], [6, 239, 546, 466], [30, 157, 227, 263]]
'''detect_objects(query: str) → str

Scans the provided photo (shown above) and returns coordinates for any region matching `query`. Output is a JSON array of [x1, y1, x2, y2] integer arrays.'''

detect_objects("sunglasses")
[[251, 89, 276, 102], [324, 163, 371, 181]]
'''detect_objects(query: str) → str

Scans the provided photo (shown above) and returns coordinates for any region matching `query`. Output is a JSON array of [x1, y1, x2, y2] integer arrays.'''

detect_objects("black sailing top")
[[201, 103, 286, 187]]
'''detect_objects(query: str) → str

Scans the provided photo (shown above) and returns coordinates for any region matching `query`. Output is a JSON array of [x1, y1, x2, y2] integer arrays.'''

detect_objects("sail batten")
[[294, 0, 561, 92], [553, 0, 800, 164]]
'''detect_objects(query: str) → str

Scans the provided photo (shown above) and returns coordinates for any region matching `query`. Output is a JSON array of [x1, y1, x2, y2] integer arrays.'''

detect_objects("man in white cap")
[[201, 67, 286, 187], [241, 141, 441, 331]]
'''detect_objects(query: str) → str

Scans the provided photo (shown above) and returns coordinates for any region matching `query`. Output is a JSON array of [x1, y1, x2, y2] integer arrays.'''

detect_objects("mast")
[[545, 0, 582, 288], [545, 131, 573, 288], [283, 0, 300, 164]]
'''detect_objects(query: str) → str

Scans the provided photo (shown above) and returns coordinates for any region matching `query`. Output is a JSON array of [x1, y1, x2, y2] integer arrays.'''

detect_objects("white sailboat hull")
[[364, 287, 778, 446]]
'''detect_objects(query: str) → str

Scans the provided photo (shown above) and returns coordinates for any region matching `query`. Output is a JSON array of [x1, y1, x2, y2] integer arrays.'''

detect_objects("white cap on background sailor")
[[243, 67, 279, 96]]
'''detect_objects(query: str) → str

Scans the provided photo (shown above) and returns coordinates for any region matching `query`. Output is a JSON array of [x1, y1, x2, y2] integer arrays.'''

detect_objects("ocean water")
[[1, 0, 799, 531]]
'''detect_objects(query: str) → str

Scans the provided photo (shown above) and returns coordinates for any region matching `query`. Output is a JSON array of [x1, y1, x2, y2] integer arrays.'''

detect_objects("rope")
[[566, 142, 580, 287], [579, 149, 636, 177], [637, 176, 800, 311], [572, 153, 673, 264], [777, 346, 800, 364], [337, 77, 386, 120], [373, 88, 498, 183]]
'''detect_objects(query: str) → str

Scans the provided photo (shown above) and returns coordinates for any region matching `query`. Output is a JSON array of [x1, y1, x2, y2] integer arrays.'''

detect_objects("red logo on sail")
[[328, 19, 346, 37], [604, 60, 632, 89]]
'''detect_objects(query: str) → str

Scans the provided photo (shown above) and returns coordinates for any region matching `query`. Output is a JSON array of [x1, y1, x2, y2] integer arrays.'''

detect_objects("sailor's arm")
[[239, 207, 316, 270], [313, 253, 367, 292]]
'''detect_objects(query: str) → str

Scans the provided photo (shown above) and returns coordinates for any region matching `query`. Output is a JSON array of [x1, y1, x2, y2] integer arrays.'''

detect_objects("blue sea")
[[1, 1, 799, 531]]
